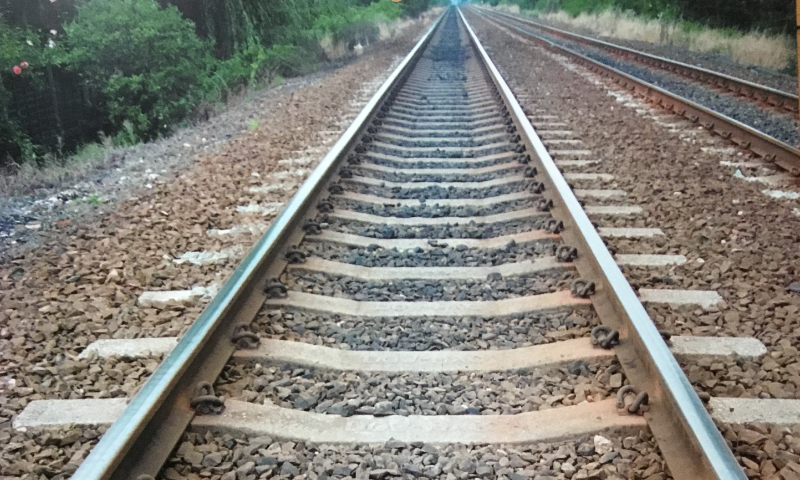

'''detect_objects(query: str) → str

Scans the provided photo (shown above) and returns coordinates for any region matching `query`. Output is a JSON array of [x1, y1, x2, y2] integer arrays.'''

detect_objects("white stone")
[[710, 398, 800, 426], [137, 290, 203, 309], [615, 254, 686, 267], [598, 227, 664, 238], [13, 398, 129, 429], [79, 337, 178, 359], [584, 205, 642, 216], [249, 184, 294, 194], [236, 202, 285, 216], [638, 289, 722, 308], [564, 173, 614, 182], [550, 150, 593, 156], [191, 284, 220, 299], [733, 169, 790, 186], [278, 156, 315, 166], [574, 189, 626, 199], [762, 189, 799, 200], [270, 169, 310, 180], [106, 269, 121, 283], [556, 160, 600, 167], [594, 435, 613, 455], [669, 336, 766, 360], [174, 246, 244, 266], [207, 223, 268, 237]]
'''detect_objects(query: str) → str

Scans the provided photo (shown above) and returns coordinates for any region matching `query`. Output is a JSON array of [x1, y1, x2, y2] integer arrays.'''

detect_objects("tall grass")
[[531, 9, 794, 70]]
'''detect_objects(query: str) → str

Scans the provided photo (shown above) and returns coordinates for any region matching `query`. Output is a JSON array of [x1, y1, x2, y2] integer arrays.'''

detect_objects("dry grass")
[[534, 10, 794, 70], [321, 7, 445, 60], [377, 7, 444, 41], [0, 140, 117, 197]]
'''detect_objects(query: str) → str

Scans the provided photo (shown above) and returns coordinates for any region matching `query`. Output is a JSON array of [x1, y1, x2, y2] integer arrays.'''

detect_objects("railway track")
[[470, 6, 800, 178], [479, 8, 798, 115], [14, 7, 772, 480]]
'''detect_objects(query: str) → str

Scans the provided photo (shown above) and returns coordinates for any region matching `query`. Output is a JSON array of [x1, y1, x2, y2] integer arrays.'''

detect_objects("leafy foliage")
[[1, 0, 437, 164], [58, 0, 215, 141], [0, 14, 42, 161], [205, 42, 316, 100]]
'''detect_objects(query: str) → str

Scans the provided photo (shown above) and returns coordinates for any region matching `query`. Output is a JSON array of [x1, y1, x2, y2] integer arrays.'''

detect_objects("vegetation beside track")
[[0, 0, 441, 169], [479, 0, 796, 72]]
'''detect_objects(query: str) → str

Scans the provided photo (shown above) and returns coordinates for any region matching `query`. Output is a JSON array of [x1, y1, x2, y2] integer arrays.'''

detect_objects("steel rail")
[[458, 7, 746, 480], [71, 12, 445, 480], [470, 7, 800, 178], [479, 6, 798, 113]]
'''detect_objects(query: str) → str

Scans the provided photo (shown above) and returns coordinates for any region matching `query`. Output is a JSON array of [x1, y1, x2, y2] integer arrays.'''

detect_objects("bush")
[[58, 0, 214, 141], [0, 14, 42, 162], [204, 42, 317, 101], [311, 0, 402, 41], [400, 0, 433, 18]]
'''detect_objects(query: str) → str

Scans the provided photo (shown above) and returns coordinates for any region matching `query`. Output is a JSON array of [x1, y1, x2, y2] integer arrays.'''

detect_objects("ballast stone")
[[137, 285, 219, 309], [79, 337, 179, 359]]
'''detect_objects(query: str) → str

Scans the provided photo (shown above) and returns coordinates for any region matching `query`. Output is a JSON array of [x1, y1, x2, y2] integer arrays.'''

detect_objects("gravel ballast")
[[331, 197, 538, 218], [299, 240, 560, 267], [216, 361, 616, 416], [350, 167, 525, 184], [324, 217, 550, 239], [342, 180, 529, 199], [529, 12, 797, 94], [256, 308, 595, 351], [159, 431, 670, 480], [284, 270, 575, 302], [499, 17, 800, 147], [0, 17, 439, 476], [367, 155, 515, 169], [465, 10, 800, 477]]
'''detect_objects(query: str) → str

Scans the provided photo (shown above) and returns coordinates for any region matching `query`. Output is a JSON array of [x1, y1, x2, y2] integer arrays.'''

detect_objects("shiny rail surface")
[[472, 6, 800, 178], [72, 7, 745, 480]]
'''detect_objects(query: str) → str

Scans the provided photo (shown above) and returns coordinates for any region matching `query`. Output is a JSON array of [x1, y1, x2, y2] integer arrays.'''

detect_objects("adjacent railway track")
[[480, 8, 799, 115], [33, 7, 754, 480], [471, 6, 800, 178]]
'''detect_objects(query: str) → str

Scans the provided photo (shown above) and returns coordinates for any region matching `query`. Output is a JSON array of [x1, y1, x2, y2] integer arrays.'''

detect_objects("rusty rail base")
[[471, 7, 800, 178]]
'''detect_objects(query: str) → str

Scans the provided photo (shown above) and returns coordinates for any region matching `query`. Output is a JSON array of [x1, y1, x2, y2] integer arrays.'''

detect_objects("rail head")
[[71, 10, 447, 480], [457, 7, 746, 480]]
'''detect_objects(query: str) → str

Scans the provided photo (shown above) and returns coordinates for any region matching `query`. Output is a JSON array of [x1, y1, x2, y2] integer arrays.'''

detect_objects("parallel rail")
[[73, 13, 447, 480], [472, 6, 800, 178], [482, 7, 799, 114], [72, 7, 745, 480]]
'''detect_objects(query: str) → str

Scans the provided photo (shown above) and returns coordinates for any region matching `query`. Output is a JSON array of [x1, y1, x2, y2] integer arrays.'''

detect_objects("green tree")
[[58, 0, 214, 141], [0, 13, 42, 162]]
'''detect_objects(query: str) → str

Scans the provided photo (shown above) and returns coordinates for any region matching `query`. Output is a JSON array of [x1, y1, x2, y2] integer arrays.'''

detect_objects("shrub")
[[58, 0, 215, 141], [204, 42, 316, 101], [0, 14, 43, 163], [311, 0, 402, 41]]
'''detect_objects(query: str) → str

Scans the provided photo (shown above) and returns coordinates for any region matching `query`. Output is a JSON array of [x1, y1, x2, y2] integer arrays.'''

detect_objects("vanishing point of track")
[[66, 7, 746, 480]]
